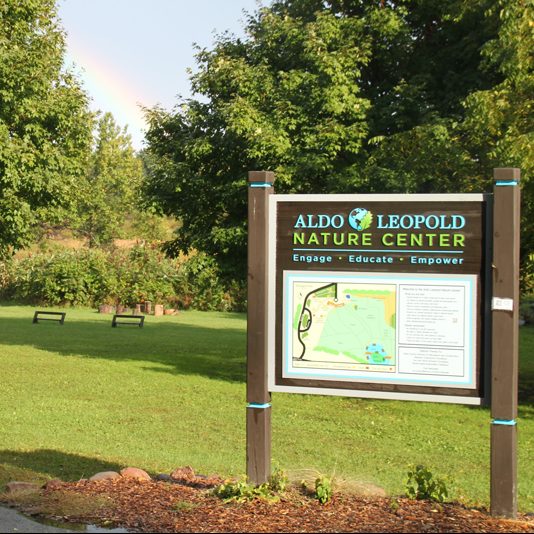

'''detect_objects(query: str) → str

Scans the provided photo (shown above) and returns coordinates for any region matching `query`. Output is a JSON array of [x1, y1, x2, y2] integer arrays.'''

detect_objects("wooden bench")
[[33, 311, 66, 325], [111, 314, 145, 328]]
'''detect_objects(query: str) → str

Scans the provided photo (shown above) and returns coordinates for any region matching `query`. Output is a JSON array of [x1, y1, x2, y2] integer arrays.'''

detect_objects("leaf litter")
[[2, 471, 533, 533]]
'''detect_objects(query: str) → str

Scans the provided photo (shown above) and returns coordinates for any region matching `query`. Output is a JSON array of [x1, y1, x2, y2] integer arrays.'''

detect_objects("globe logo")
[[348, 208, 373, 231]]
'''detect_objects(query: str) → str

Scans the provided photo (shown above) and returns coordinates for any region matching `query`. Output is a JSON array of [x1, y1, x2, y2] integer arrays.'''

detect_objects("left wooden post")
[[247, 170, 275, 485]]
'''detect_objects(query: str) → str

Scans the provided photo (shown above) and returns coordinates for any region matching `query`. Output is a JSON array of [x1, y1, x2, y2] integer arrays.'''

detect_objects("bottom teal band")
[[492, 419, 517, 426], [247, 403, 272, 409]]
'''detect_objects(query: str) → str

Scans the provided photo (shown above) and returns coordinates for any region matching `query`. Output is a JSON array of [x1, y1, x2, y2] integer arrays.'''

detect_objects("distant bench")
[[112, 314, 145, 328], [33, 311, 66, 325]]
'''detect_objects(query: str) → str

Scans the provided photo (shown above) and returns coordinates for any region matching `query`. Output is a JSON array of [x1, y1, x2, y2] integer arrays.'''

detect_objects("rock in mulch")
[[120, 467, 151, 481], [169, 466, 222, 489], [89, 471, 121, 482], [5, 481, 40, 493], [170, 466, 196, 481], [349, 481, 388, 497]]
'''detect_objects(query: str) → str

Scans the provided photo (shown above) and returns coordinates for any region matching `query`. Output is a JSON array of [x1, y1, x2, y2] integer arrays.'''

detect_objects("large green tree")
[[145, 0, 378, 278], [76, 112, 144, 246], [0, 0, 93, 257], [359, 0, 533, 285], [462, 0, 533, 281], [144, 0, 532, 282]]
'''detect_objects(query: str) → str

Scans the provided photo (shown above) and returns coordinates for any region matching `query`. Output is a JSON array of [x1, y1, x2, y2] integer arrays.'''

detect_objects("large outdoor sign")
[[267, 195, 490, 404], [247, 170, 520, 518]]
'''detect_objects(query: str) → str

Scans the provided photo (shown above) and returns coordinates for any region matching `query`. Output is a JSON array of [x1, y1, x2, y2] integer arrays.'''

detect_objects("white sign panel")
[[280, 271, 477, 390]]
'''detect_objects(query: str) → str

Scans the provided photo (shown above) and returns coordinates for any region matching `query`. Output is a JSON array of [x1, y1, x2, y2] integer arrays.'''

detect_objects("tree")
[[144, 0, 531, 283], [0, 0, 93, 257], [76, 112, 144, 246], [144, 0, 379, 279], [462, 0, 533, 287], [358, 0, 533, 287]]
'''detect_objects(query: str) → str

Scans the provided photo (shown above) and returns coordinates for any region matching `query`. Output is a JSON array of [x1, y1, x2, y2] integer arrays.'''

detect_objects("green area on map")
[[293, 282, 396, 369]]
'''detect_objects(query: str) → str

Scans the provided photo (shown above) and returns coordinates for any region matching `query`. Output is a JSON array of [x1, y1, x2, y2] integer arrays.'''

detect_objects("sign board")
[[267, 194, 491, 404], [248, 169, 519, 516]]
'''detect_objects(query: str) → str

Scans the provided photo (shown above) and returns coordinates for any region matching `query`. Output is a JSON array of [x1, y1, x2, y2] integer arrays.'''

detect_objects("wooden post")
[[491, 167, 520, 518], [144, 301, 152, 315], [247, 170, 275, 485]]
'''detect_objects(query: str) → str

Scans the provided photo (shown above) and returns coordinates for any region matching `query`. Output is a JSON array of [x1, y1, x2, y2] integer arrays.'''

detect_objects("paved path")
[[0, 505, 78, 533], [0, 505, 128, 533]]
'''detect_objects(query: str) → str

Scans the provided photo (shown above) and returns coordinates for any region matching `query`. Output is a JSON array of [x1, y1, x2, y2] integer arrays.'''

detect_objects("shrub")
[[521, 253, 534, 295], [213, 477, 268, 502], [213, 470, 288, 503], [314, 475, 333, 504], [405, 465, 448, 503], [520, 295, 534, 325], [0, 260, 15, 300], [0, 245, 246, 311], [116, 245, 179, 306], [3, 250, 112, 306], [174, 252, 230, 311], [269, 465, 289, 494]]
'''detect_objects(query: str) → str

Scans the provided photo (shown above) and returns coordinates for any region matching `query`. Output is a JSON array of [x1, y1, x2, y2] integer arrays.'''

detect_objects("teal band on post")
[[492, 419, 517, 426], [247, 403, 272, 409], [249, 182, 273, 188], [495, 181, 518, 186]]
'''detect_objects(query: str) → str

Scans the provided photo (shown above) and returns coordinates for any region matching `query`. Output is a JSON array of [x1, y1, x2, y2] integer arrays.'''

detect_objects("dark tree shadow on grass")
[[0, 313, 532, 417], [0, 315, 246, 383], [0, 449, 125, 482]]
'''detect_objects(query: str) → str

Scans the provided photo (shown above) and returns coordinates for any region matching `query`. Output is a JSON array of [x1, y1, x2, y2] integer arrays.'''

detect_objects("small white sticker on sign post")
[[492, 297, 514, 311]]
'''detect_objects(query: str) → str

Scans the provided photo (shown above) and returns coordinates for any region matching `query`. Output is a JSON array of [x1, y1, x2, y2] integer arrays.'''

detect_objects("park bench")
[[111, 314, 145, 328], [33, 311, 66, 325]]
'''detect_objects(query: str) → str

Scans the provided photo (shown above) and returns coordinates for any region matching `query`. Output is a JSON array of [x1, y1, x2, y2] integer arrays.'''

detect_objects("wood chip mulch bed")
[[11, 473, 534, 533]]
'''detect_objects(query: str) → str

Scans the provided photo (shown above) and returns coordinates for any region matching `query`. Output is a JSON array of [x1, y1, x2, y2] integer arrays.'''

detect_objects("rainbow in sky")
[[65, 40, 150, 150]]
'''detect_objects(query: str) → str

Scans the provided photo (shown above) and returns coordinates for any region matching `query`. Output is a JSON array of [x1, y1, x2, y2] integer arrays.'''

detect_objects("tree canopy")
[[0, 0, 94, 257], [144, 0, 533, 284], [76, 113, 144, 246]]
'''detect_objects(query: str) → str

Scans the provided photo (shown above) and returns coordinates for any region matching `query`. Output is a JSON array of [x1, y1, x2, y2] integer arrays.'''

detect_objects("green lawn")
[[0, 305, 532, 511]]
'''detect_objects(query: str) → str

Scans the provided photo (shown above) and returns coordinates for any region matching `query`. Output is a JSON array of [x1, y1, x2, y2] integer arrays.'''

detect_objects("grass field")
[[0, 305, 532, 511]]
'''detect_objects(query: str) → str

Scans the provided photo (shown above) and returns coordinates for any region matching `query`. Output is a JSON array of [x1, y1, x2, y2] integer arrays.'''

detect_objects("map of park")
[[292, 282, 397, 373]]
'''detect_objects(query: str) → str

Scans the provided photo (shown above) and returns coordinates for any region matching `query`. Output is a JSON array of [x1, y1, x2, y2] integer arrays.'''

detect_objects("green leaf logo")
[[348, 208, 373, 231], [360, 211, 373, 231]]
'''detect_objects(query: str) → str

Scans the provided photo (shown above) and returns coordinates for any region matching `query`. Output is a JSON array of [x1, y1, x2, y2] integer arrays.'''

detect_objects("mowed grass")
[[0, 305, 532, 511]]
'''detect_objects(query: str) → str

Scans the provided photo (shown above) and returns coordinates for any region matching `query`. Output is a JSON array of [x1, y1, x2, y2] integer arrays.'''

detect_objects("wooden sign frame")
[[267, 193, 491, 405], [246, 169, 520, 518]]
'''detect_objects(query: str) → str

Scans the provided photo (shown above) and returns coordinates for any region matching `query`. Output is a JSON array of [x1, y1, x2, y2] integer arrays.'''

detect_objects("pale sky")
[[58, 0, 266, 150]]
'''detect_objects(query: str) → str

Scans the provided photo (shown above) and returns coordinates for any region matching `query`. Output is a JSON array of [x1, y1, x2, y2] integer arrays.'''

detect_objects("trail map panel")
[[282, 271, 477, 389], [292, 281, 396, 373]]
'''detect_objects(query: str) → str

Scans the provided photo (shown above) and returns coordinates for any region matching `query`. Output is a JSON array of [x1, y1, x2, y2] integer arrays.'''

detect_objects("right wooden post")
[[491, 167, 520, 518]]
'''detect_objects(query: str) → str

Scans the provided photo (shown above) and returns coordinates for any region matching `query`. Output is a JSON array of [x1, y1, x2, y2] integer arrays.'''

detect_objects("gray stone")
[[349, 481, 388, 497], [5, 481, 40, 493], [89, 471, 121, 482]]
